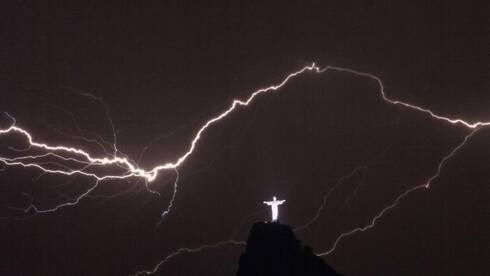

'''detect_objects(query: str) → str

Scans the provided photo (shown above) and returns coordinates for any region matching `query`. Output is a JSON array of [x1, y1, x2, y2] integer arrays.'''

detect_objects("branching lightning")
[[294, 162, 372, 233], [316, 128, 480, 256], [0, 65, 320, 185], [1, 64, 487, 183], [157, 168, 180, 226], [132, 240, 245, 276], [9, 180, 102, 214], [1, 63, 488, 273]]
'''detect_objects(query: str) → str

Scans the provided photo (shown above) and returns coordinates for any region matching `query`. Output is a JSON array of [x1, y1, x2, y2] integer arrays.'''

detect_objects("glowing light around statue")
[[264, 196, 286, 222]]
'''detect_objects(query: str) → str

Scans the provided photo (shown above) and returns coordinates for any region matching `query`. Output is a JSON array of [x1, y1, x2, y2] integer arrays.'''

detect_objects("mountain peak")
[[237, 222, 344, 276]]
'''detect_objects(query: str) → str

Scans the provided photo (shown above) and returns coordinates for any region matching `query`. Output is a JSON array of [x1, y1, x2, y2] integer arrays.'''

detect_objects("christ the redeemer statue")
[[263, 196, 285, 222]]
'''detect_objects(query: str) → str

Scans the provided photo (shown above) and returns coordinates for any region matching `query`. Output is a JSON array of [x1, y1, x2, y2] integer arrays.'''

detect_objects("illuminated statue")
[[263, 196, 285, 222]]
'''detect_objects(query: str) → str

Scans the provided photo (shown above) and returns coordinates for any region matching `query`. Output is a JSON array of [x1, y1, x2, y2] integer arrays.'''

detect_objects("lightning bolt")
[[294, 162, 372, 233], [157, 168, 180, 226], [8, 180, 101, 214], [316, 127, 480, 256], [1, 64, 487, 184], [132, 240, 245, 276], [0, 65, 320, 184], [1, 63, 488, 273]]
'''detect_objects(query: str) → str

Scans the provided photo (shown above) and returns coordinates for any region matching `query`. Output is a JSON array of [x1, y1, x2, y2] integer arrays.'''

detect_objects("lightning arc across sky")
[[0, 63, 488, 274], [0, 64, 488, 182]]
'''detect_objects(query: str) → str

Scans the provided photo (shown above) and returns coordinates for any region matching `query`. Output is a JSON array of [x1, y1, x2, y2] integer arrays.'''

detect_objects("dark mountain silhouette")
[[237, 222, 344, 276]]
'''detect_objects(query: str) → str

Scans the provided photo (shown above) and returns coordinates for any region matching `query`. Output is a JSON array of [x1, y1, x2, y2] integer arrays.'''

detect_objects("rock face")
[[237, 222, 344, 276]]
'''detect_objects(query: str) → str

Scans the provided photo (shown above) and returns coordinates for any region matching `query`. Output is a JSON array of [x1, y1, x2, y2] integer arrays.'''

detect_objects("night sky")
[[0, 1, 488, 275]]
